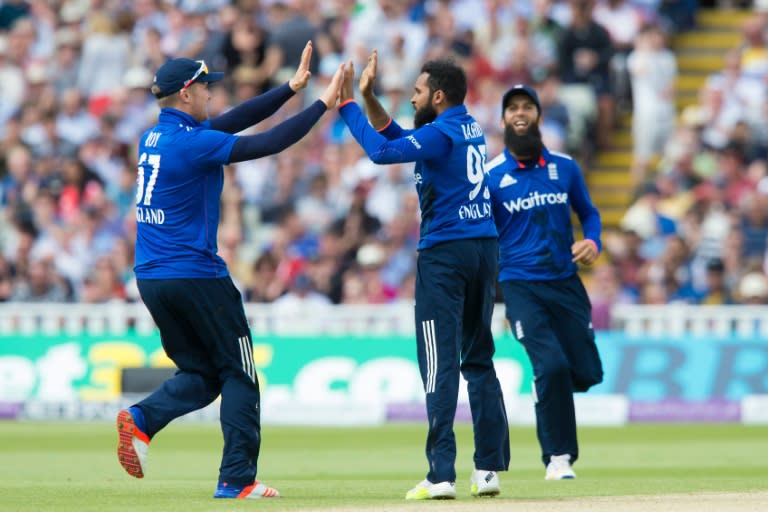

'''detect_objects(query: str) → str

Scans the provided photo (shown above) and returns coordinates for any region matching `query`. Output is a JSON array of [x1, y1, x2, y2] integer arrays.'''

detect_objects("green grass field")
[[0, 421, 767, 511]]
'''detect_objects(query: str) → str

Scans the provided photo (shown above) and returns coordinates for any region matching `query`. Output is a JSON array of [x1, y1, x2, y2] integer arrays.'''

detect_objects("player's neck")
[[435, 102, 459, 116]]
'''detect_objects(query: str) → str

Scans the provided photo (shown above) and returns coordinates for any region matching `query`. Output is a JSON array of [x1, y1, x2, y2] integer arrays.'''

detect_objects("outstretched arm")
[[358, 50, 391, 130], [339, 101, 450, 164], [210, 41, 314, 134], [339, 57, 411, 141], [209, 83, 295, 134], [227, 63, 344, 163]]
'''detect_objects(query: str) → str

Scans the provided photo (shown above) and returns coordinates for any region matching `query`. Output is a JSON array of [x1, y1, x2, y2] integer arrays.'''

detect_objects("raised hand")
[[320, 62, 346, 109], [339, 59, 355, 103], [359, 50, 378, 98], [289, 41, 313, 92]]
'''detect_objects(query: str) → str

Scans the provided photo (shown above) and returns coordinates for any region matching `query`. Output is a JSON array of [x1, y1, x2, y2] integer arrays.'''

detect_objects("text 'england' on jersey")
[[487, 147, 601, 281], [415, 106, 497, 250], [134, 108, 238, 279]]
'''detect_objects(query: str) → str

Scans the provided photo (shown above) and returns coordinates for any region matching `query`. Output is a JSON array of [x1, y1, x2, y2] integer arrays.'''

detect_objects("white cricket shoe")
[[545, 454, 576, 480], [470, 469, 500, 497], [405, 479, 456, 500]]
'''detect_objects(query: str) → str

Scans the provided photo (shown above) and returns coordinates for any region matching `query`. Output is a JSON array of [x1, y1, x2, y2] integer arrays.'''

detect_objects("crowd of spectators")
[[588, 1, 768, 327], [0, 0, 764, 329]]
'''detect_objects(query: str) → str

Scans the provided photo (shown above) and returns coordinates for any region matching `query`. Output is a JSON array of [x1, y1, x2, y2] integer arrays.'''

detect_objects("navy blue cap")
[[501, 84, 541, 114], [152, 58, 224, 98]]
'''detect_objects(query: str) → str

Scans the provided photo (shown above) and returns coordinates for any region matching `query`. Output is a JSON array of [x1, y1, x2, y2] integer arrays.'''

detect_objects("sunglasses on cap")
[[181, 60, 208, 92]]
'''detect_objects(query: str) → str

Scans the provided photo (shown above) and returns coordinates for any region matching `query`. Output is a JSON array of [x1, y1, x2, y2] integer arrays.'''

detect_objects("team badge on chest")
[[547, 163, 558, 180]]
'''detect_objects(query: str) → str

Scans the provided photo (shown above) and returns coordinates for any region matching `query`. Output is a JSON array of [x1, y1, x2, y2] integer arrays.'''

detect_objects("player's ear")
[[432, 89, 444, 106]]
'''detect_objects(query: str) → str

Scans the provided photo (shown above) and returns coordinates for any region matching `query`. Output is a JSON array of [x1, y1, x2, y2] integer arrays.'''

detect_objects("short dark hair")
[[420, 59, 467, 106]]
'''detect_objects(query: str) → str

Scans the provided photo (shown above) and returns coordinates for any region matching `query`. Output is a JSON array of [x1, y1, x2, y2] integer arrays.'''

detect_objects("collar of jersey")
[[158, 107, 203, 127], [503, 146, 550, 170]]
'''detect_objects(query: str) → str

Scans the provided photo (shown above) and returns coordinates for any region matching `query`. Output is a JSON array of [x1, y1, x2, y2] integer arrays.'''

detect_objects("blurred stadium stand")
[[588, 9, 753, 230], [1, 2, 766, 317]]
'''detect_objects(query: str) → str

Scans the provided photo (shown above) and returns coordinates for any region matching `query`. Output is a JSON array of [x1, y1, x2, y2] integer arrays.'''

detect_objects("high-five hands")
[[336, 50, 378, 105], [339, 60, 355, 103], [320, 62, 346, 109], [359, 49, 378, 98], [289, 41, 313, 92], [287, 41, 345, 108], [571, 240, 598, 265]]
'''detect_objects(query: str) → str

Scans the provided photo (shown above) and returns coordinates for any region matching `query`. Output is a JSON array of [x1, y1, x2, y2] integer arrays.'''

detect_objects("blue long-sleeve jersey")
[[339, 102, 497, 250], [487, 147, 602, 281], [135, 88, 326, 279]]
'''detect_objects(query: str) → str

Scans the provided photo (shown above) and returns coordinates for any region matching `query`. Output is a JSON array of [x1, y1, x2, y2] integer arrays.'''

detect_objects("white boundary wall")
[[1, 303, 766, 425], [611, 304, 768, 339], [1, 303, 766, 338]]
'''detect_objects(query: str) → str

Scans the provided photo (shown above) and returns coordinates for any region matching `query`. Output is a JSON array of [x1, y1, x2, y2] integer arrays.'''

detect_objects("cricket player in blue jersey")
[[337, 51, 510, 500], [487, 84, 604, 480], [115, 42, 345, 499]]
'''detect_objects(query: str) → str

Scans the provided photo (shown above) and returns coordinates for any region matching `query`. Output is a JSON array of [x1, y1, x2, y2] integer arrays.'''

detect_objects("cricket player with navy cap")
[[115, 42, 346, 499], [487, 83, 605, 481]]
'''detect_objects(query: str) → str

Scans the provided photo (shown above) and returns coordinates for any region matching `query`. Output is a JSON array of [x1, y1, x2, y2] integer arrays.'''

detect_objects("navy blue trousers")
[[136, 277, 260, 486], [500, 275, 603, 466], [415, 238, 510, 483]]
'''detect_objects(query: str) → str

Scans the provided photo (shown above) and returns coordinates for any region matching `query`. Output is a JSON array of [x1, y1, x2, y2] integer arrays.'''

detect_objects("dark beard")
[[504, 123, 544, 160], [414, 103, 438, 128]]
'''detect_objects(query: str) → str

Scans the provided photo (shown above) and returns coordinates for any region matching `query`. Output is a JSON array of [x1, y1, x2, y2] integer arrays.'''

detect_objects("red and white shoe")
[[116, 408, 150, 478]]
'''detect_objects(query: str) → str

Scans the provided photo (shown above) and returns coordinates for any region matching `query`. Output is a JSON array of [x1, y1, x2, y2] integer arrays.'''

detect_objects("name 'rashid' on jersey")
[[461, 121, 483, 140]]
